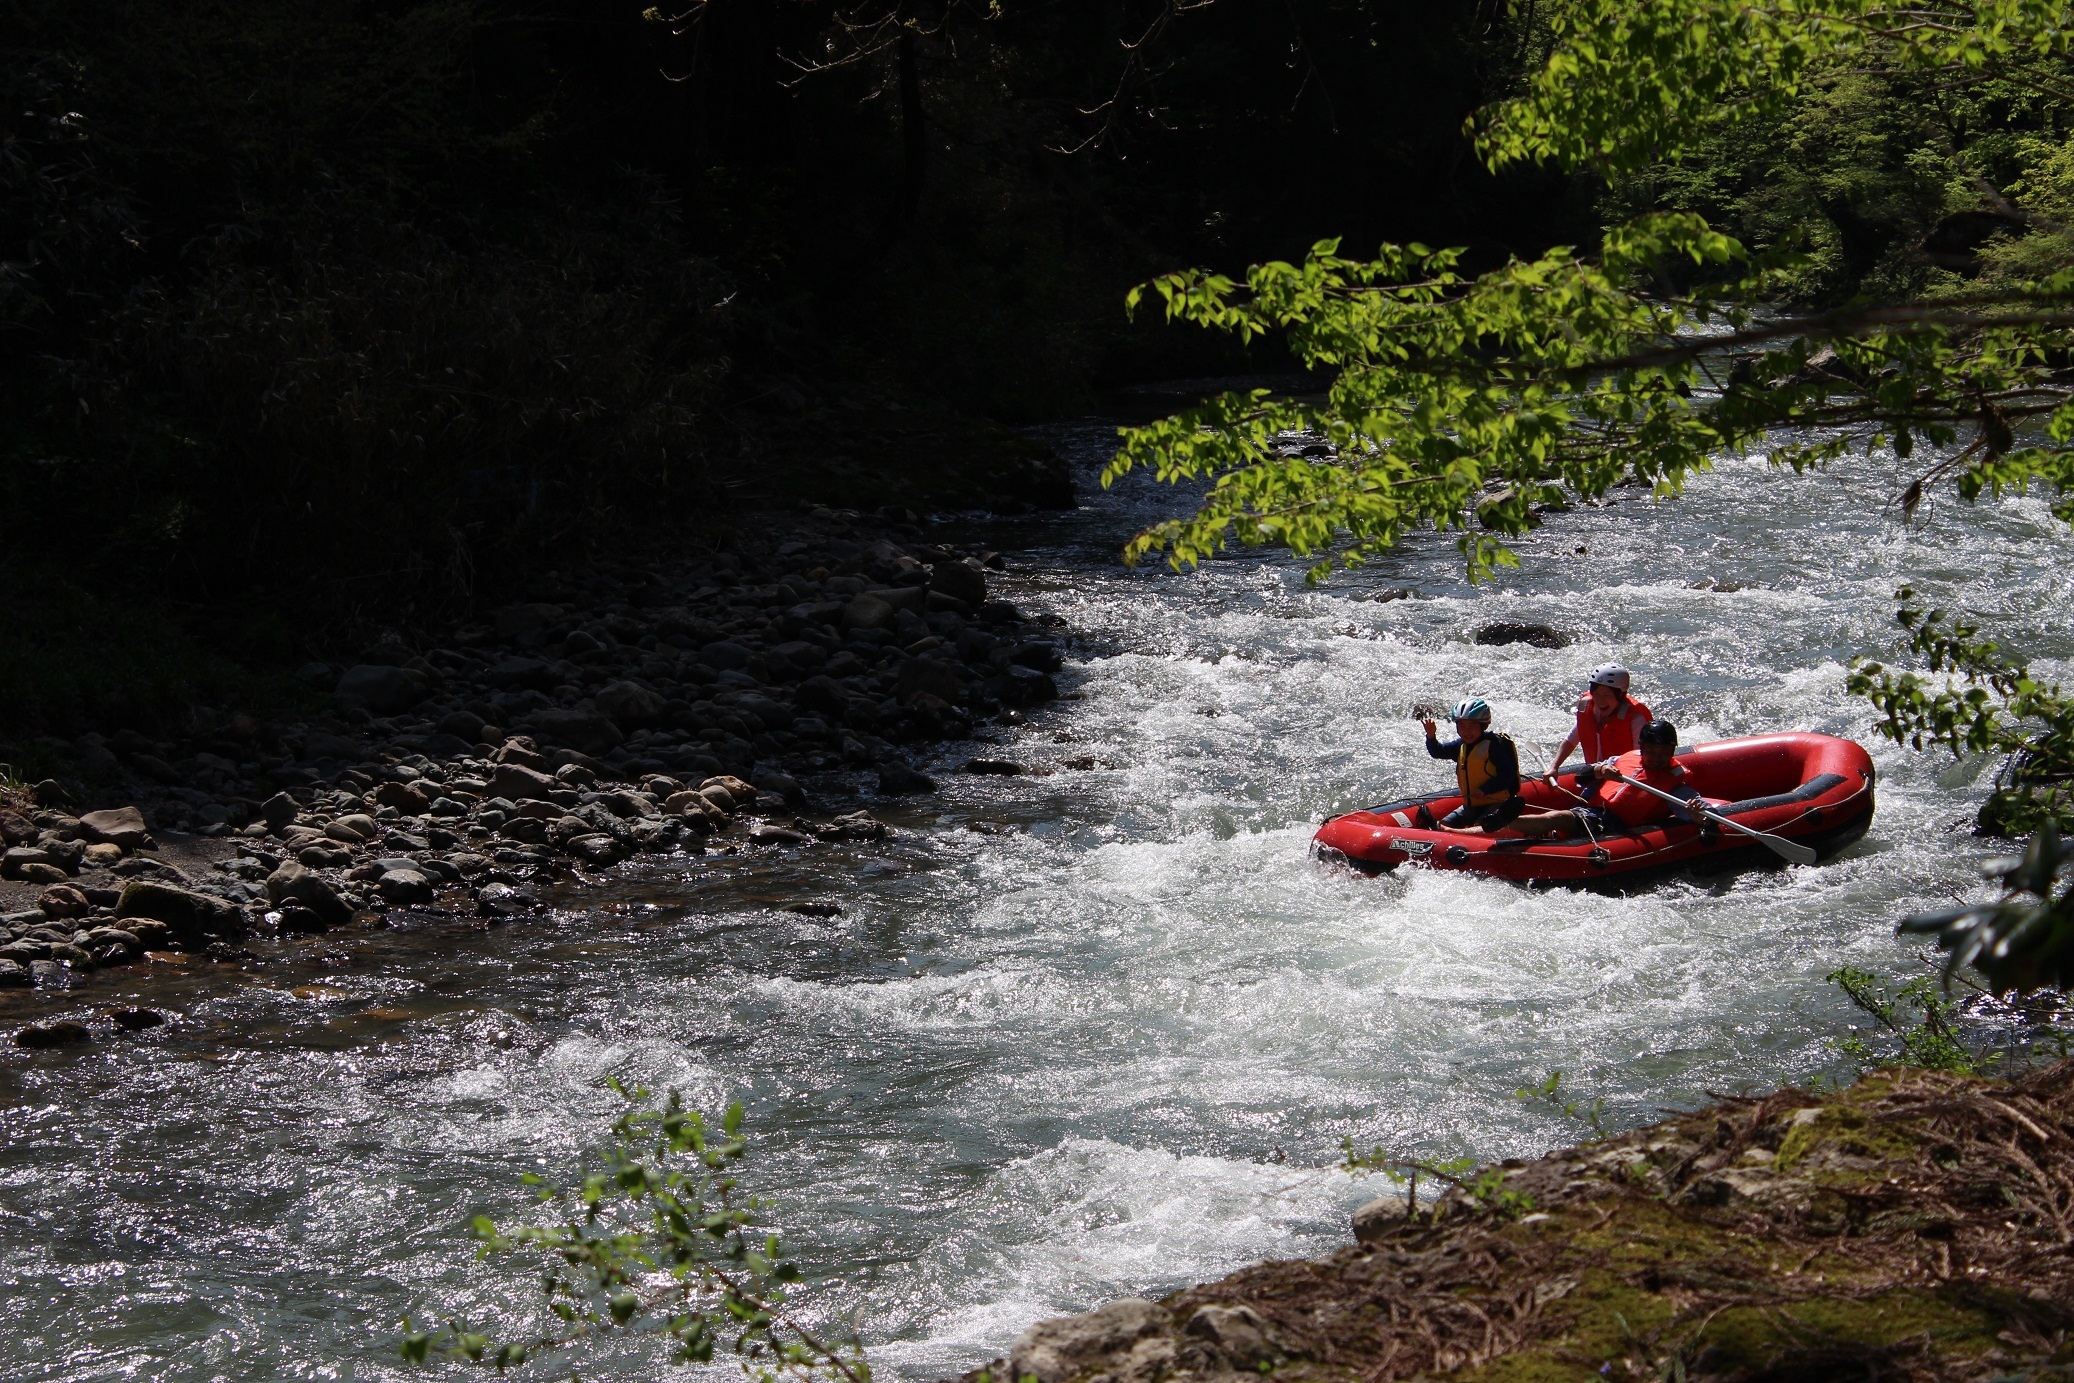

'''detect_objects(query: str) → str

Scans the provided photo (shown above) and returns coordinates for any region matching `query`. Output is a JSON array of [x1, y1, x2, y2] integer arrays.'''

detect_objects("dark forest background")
[[4, 0, 2000, 735]]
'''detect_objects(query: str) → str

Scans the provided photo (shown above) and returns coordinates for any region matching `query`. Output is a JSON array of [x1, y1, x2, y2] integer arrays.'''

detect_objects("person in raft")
[[1507, 719, 1708, 839], [1419, 698, 1525, 832], [1544, 663, 1652, 786]]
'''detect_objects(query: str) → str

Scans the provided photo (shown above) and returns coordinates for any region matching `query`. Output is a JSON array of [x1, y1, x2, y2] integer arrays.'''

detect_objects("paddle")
[[1610, 772, 1818, 866]]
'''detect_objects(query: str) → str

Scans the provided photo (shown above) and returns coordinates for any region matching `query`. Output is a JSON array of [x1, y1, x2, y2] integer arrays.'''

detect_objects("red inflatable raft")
[[1312, 732, 1875, 884]]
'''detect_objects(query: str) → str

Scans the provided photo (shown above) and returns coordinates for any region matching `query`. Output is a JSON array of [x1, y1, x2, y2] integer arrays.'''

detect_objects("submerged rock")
[[876, 762, 936, 795], [16, 1019, 91, 1048], [1473, 620, 1570, 649]]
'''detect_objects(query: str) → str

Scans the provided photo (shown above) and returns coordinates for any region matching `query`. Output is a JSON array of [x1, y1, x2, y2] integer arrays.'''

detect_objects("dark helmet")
[[1638, 719, 1678, 747]]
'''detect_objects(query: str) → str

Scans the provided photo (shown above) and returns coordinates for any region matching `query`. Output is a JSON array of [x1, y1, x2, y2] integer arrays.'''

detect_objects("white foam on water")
[[852, 1136, 1383, 1379], [800, 441, 2070, 1372]]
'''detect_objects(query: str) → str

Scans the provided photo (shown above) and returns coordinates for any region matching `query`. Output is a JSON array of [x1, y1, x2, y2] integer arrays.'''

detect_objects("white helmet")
[[1588, 663, 1631, 693]]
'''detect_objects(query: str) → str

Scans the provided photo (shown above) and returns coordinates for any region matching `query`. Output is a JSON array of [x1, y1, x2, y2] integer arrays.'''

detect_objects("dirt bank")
[[991, 1063, 2074, 1382]]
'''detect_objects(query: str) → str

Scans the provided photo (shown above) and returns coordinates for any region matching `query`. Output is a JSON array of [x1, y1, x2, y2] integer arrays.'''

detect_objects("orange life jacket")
[[1597, 750, 1687, 829], [1575, 695, 1653, 765]]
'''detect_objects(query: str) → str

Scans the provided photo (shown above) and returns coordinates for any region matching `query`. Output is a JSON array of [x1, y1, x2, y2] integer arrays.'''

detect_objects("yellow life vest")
[[1454, 733, 1516, 808]]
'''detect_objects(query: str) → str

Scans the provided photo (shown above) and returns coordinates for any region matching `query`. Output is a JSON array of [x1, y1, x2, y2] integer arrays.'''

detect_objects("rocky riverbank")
[[0, 505, 1069, 1033], [989, 1062, 2074, 1382]]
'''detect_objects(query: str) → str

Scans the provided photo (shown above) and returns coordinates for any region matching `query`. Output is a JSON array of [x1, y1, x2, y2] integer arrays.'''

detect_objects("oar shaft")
[[1611, 772, 1815, 864]]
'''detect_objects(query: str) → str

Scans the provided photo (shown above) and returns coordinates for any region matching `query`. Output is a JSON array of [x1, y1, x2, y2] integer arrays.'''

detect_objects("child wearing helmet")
[[1545, 663, 1653, 785], [1420, 698, 1524, 832], [1508, 719, 1708, 839]]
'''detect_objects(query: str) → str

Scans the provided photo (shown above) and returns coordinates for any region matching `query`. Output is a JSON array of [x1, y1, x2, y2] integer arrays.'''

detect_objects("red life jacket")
[[1575, 695, 1653, 764], [1597, 750, 1688, 829]]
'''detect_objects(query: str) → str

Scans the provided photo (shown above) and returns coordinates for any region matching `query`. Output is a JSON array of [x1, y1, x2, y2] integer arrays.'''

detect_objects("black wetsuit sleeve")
[[1426, 736, 1459, 760], [1489, 737, 1521, 795]]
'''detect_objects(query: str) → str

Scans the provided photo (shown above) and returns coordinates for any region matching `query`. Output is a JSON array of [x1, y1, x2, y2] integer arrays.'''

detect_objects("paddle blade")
[[1757, 833, 1818, 866], [1697, 804, 1818, 865]]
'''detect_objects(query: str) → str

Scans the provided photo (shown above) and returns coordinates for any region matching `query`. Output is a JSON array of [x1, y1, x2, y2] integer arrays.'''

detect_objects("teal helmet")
[[1451, 697, 1493, 723]]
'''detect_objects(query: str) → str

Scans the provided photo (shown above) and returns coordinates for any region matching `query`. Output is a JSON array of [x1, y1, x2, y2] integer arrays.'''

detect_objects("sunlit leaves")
[[1111, 1, 2074, 587], [1847, 590, 2074, 835], [1828, 965, 1995, 1071], [1105, 218, 1774, 581], [1478, 0, 2074, 175]]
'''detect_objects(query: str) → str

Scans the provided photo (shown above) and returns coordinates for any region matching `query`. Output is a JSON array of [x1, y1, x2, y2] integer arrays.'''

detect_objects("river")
[[2, 424, 2069, 1381]]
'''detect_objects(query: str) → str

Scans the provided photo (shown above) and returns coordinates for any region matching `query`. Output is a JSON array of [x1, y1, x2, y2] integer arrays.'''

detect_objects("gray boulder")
[[768, 640, 828, 673], [795, 675, 848, 717], [730, 693, 794, 730], [115, 879, 245, 941], [699, 640, 753, 670], [1183, 1305, 1280, 1369], [377, 868, 436, 907], [842, 595, 895, 632], [336, 664, 425, 714], [928, 559, 988, 609], [1473, 621, 1570, 649], [564, 834, 625, 866], [477, 882, 537, 918], [1352, 1193, 1414, 1244], [2, 847, 59, 880], [752, 770, 805, 807], [436, 708, 487, 742], [261, 861, 352, 929], [1011, 1299, 1175, 1383], [16, 1019, 91, 1048], [522, 708, 625, 756], [492, 603, 565, 638], [78, 804, 152, 850], [876, 762, 936, 795], [484, 656, 559, 690], [866, 585, 928, 615], [595, 680, 668, 728], [260, 792, 300, 832], [993, 664, 1059, 707], [897, 658, 966, 704]]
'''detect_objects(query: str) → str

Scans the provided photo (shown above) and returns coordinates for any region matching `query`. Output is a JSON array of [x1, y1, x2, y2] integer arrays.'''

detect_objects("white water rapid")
[[1, 424, 2068, 1381]]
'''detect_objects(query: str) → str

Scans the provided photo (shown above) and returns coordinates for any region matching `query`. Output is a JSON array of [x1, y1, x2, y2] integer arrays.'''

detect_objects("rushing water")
[[3, 427, 2071, 1381]]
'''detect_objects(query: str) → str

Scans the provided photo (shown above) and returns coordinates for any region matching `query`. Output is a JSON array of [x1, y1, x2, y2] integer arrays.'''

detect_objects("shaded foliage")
[[1905, 821, 2074, 997], [0, 0, 1578, 734]]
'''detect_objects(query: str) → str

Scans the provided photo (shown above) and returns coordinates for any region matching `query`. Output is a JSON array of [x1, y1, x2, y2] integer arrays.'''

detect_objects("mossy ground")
[[1167, 1065, 2074, 1382]]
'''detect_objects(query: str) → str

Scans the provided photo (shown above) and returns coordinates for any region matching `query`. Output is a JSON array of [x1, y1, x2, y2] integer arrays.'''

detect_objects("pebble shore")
[[0, 506, 1066, 1039]]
